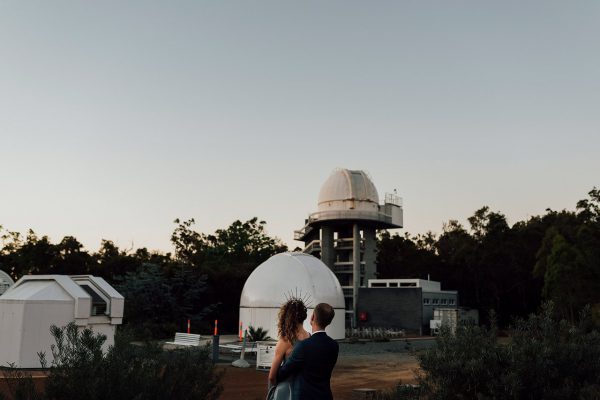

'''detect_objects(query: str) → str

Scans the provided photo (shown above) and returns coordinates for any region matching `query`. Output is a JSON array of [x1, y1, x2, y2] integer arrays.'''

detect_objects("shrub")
[[417, 302, 600, 400], [247, 326, 270, 342], [42, 323, 222, 400]]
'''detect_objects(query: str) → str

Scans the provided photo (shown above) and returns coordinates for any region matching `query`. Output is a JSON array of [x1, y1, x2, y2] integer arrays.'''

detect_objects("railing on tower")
[[384, 192, 403, 207]]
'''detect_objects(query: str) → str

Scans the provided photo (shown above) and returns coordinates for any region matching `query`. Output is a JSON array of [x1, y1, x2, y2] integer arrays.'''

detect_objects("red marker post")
[[212, 319, 219, 363], [187, 319, 191, 334], [239, 321, 243, 342]]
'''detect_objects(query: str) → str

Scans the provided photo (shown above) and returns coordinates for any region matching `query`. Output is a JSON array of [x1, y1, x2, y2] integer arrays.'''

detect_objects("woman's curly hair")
[[278, 298, 308, 343]]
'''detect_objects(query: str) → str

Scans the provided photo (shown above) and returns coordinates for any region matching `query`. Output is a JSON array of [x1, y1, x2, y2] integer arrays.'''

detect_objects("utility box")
[[256, 341, 277, 370]]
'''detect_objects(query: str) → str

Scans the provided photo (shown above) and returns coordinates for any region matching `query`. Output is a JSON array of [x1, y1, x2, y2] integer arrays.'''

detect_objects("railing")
[[303, 240, 321, 254], [308, 210, 397, 226], [333, 265, 353, 273], [293, 224, 313, 240], [345, 327, 405, 339], [342, 288, 354, 297], [384, 193, 403, 207]]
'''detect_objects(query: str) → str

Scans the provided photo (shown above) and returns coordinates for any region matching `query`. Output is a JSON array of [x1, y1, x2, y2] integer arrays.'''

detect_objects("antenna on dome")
[[282, 288, 313, 308]]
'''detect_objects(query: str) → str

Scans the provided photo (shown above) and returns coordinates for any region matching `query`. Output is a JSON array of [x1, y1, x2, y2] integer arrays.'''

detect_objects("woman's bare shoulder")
[[276, 337, 293, 351]]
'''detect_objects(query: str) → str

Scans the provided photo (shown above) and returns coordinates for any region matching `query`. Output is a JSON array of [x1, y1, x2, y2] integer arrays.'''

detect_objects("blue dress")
[[267, 336, 309, 400]]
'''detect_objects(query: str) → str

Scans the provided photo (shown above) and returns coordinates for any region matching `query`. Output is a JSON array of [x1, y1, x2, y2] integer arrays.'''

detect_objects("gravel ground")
[[338, 338, 436, 357]]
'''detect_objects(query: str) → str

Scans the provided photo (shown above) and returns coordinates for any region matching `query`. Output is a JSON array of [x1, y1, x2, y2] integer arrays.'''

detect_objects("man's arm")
[[276, 341, 306, 382]]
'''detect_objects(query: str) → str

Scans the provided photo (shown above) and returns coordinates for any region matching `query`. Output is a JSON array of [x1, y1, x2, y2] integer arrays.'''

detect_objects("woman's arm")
[[276, 341, 305, 383], [268, 339, 289, 386]]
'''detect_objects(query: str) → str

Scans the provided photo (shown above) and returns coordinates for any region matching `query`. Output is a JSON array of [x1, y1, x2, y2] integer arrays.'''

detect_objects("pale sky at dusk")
[[1, 1, 599, 253]]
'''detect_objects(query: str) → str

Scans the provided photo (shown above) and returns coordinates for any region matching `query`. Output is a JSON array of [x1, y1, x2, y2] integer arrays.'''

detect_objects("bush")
[[417, 302, 600, 400], [41, 323, 222, 400], [247, 326, 270, 342]]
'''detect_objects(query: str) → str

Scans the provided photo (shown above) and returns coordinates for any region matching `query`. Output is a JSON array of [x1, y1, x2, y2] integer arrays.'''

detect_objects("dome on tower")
[[239, 252, 345, 339], [317, 169, 379, 212]]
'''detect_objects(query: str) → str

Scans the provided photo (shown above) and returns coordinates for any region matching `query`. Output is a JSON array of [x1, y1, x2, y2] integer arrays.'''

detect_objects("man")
[[276, 303, 339, 400]]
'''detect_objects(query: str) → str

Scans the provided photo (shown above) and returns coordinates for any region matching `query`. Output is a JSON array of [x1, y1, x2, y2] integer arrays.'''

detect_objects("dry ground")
[[219, 352, 419, 400]]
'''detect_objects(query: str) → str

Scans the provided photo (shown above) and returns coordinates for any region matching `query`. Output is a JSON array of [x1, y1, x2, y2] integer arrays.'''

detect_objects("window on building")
[[79, 284, 107, 316], [449, 299, 456, 305], [371, 282, 387, 288], [441, 299, 447, 305], [400, 282, 417, 287], [432, 299, 439, 305], [423, 298, 430, 305], [389, 282, 398, 287]]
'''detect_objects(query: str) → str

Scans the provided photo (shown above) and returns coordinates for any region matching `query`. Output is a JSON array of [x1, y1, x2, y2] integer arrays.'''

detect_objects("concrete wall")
[[356, 288, 423, 334]]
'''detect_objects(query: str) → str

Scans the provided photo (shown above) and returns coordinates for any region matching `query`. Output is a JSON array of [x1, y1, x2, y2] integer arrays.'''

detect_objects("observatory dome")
[[0, 270, 14, 296], [317, 169, 379, 212], [239, 252, 345, 339]]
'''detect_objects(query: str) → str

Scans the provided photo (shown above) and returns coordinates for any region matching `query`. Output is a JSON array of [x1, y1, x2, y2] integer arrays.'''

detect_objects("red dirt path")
[[219, 355, 419, 400]]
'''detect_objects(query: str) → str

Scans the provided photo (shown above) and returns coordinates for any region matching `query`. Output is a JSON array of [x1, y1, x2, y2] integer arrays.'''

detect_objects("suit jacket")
[[276, 332, 339, 400]]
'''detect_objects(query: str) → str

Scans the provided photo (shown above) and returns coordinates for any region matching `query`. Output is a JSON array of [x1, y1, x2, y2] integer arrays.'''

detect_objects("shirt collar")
[[312, 330, 326, 334]]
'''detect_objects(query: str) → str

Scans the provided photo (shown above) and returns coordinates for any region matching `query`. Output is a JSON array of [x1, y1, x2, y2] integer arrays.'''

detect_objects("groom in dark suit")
[[276, 303, 339, 400]]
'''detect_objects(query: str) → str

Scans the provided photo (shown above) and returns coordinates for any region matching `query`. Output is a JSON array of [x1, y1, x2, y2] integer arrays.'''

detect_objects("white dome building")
[[239, 252, 345, 340], [0, 270, 14, 295]]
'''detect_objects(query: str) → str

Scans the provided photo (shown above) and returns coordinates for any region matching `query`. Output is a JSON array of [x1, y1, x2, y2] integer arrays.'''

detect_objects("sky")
[[1, 1, 599, 253]]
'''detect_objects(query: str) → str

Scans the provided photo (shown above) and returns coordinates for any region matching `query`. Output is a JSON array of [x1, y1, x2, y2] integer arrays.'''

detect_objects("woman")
[[267, 297, 311, 400]]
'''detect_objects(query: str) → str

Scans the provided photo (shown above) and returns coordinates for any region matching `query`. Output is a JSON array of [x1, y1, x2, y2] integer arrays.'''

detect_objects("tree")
[[170, 218, 287, 330]]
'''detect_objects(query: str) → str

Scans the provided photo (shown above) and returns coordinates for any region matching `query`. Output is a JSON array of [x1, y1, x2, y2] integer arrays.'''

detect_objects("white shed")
[[239, 252, 345, 340], [0, 275, 124, 368]]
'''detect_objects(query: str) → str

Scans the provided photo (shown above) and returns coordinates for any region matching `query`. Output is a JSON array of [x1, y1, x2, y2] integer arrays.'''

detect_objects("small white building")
[[240, 252, 345, 340], [0, 275, 124, 368]]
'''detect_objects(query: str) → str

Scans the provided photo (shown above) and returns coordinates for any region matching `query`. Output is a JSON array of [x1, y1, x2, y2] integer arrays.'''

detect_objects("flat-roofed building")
[[358, 278, 458, 334]]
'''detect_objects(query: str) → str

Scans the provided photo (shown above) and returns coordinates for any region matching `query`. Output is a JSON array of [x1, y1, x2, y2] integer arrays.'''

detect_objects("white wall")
[[20, 301, 75, 368], [0, 301, 25, 367]]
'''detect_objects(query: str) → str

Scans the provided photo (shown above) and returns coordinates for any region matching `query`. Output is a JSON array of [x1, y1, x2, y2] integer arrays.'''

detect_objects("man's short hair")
[[313, 303, 335, 328]]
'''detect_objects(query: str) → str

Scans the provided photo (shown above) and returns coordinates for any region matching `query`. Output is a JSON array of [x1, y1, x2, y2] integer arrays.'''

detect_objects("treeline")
[[377, 188, 600, 326], [1, 189, 599, 334], [0, 217, 286, 337]]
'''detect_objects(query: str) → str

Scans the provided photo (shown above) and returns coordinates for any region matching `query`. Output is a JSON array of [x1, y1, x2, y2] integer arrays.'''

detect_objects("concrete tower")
[[295, 169, 403, 327]]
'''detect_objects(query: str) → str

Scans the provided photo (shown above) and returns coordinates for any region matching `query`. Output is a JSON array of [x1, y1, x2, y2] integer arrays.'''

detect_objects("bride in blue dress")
[[267, 298, 311, 400]]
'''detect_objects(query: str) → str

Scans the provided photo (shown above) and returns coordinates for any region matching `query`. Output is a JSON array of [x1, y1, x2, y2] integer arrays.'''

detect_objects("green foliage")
[[115, 263, 211, 338], [1, 217, 284, 336], [42, 323, 222, 400], [376, 384, 421, 400], [247, 326, 270, 342], [171, 217, 287, 331], [417, 303, 600, 400], [378, 188, 600, 327]]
